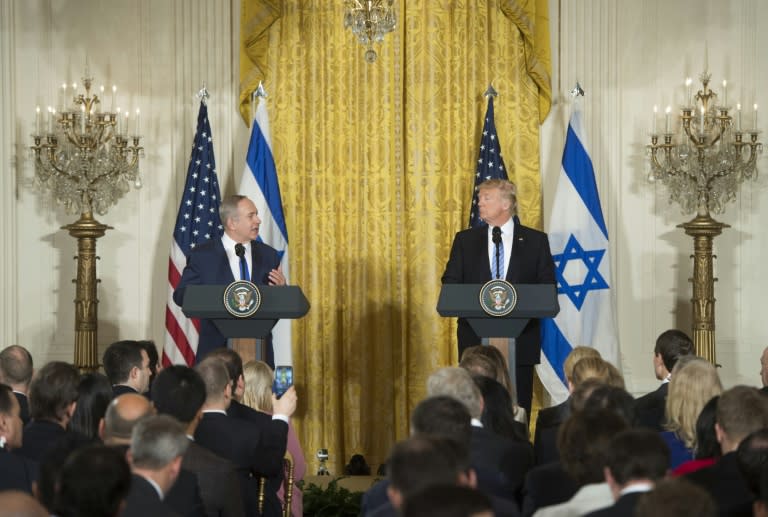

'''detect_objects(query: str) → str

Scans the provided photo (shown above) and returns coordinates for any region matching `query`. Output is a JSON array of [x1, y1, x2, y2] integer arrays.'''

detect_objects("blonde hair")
[[242, 360, 273, 413], [459, 345, 516, 403], [478, 179, 518, 216], [570, 357, 624, 389], [665, 357, 722, 449], [563, 346, 602, 383]]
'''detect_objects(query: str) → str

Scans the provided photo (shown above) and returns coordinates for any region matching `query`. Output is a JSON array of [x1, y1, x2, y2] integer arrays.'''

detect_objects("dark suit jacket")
[[173, 239, 280, 360], [583, 491, 645, 517], [164, 467, 206, 517], [634, 382, 668, 432], [14, 392, 30, 426], [471, 425, 534, 504], [441, 223, 557, 365], [685, 452, 754, 517], [184, 440, 245, 517], [195, 411, 288, 517], [521, 461, 578, 517], [112, 384, 140, 397], [123, 474, 179, 517], [0, 447, 37, 493], [14, 419, 68, 463], [533, 399, 570, 465], [367, 493, 520, 517]]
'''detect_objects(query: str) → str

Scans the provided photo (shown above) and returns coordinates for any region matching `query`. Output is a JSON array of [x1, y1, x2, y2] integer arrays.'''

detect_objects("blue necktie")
[[235, 244, 250, 281], [492, 230, 504, 279]]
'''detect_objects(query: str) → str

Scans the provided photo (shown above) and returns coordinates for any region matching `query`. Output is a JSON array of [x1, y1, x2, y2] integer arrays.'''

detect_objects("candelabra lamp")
[[647, 70, 762, 364], [30, 69, 143, 371]]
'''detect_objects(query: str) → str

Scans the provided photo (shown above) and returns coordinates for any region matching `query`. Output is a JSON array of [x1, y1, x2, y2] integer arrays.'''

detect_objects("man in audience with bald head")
[[0, 345, 34, 425]]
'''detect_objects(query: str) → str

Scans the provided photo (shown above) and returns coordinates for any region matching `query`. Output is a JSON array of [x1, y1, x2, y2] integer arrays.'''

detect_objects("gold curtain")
[[240, 0, 551, 473]]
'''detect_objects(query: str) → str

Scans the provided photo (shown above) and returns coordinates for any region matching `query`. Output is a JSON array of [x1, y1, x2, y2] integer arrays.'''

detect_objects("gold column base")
[[63, 212, 112, 372], [678, 212, 728, 365]]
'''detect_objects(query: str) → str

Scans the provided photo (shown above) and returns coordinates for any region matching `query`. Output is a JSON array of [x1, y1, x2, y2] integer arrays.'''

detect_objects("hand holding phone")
[[273, 365, 293, 399]]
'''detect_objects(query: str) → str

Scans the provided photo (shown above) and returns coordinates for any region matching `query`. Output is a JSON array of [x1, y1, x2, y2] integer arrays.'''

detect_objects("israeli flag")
[[239, 95, 292, 366], [538, 103, 619, 403]]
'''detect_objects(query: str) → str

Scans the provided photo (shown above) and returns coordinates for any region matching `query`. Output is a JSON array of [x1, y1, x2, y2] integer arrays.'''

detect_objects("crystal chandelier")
[[648, 71, 762, 215], [30, 70, 143, 216], [343, 0, 396, 63]]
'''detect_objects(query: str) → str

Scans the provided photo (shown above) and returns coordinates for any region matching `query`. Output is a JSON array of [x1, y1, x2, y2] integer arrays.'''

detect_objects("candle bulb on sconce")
[[35, 106, 41, 134], [80, 104, 86, 133], [111, 85, 116, 111], [116, 107, 122, 134], [124, 110, 129, 136], [737, 103, 742, 131], [652, 105, 658, 134], [135, 108, 140, 135], [700, 106, 705, 132], [665, 106, 671, 133], [722, 80, 727, 107], [686, 78, 692, 106], [60, 83, 67, 111], [754, 104, 759, 131], [47, 107, 54, 133]]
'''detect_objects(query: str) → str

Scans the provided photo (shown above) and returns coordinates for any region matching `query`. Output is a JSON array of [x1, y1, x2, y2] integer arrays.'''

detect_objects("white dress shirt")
[[222, 233, 251, 281]]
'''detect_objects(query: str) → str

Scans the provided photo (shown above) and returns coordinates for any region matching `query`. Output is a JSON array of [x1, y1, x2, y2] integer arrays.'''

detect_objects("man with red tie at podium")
[[442, 179, 556, 416], [174, 194, 286, 365]]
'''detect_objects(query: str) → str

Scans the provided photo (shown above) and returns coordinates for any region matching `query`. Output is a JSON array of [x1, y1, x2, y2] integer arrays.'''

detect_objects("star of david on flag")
[[538, 102, 619, 403]]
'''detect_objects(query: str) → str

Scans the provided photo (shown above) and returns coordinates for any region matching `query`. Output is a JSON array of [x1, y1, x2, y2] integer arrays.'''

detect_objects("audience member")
[[532, 409, 628, 517], [635, 329, 694, 431], [152, 365, 245, 517], [103, 340, 152, 396], [736, 428, 768, 499], [578, 384, 636, 427], [242, 360, 306, 516], [195, 357, 295, 517], [100, 393, 204, 517], [137, 340, 162, 394], [0, 345, 34, 425], [569, 357, 624, 389], [68, 372, 113, 441], [634, 477, 716, 517], [0, 384, 35, 493], [0, 490, 48, 517], [100, 393, 154, 446], [672, 395, 720, 476], [685, 385, 768, 516], [123, 415, 190, 517], [583, 429, 670, 517], [15, 361, 79, 462], [471, 374, 528, 443], [370, 435, 509, 517], [662, 357, 722, 468], [34, 433, 91, 512], [460, 345, 526, 424], [54, 444, 131, 517], [427, 367, 533, 503], [401, 484, 494, 517], [203, 348, 248, 413], [533, 346, 601, 465]]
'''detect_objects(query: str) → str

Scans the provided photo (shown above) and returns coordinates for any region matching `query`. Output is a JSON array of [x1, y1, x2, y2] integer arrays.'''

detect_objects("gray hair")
[[219, 195, 247, 227], [426, 367, 483, 419], [130, 414, 189, 470]]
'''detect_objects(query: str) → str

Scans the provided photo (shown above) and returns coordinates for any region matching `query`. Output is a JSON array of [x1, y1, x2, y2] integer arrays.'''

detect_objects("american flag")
[[468, 94, 509, 228], [163, 101, 223, 366]]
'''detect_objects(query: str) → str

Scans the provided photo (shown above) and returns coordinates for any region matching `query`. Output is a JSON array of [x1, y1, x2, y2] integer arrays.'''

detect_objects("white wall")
[[1, 0, 245, 363], [543, 0, 768, 394], [1, 0, 767, 395]]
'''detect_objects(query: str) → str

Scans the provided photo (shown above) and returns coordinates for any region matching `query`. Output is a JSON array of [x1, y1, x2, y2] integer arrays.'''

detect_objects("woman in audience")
[[471, 374, 528, 442], [68, 372, 113, 441], [460, 345, 527, 424], [662, 357, 722, 468], [242, 360, 306, 517], [672, 394, 721, 475]]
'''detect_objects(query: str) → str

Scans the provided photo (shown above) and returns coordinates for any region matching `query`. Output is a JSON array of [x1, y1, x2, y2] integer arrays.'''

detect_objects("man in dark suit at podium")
[[174, 195, 286, 364], [442, 179, 556, 415]]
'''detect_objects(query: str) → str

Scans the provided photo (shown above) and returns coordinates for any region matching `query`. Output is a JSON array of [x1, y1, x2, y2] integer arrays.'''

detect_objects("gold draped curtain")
[[240, 0, 551, 473]]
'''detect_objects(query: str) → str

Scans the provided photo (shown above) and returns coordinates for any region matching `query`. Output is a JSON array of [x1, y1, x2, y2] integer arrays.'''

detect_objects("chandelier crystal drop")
[[343, 0, 396, 63]]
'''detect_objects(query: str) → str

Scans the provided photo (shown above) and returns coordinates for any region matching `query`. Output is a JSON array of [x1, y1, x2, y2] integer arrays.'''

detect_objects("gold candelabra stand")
[[30, 70, 143, 371], [648, 71, 762, 364]]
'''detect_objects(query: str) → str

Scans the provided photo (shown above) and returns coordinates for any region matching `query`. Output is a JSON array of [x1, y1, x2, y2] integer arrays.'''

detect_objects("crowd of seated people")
[[0, 341, 305, 517], [3, 331, 768, 517]]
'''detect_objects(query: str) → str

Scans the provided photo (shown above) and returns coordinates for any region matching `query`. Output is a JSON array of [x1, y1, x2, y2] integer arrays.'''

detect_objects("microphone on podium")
[[234, 243, 246, 258], [492, 226, 502, 279]]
